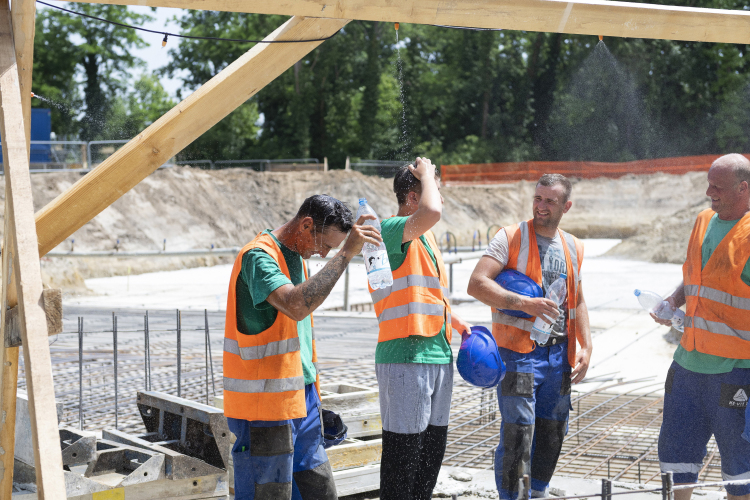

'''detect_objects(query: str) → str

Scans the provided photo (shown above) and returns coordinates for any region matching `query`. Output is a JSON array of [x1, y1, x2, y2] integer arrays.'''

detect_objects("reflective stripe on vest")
[[224, 337, 301, 360], [684, 284, 750, 311], [681, 209, 750, 359], [492, 310, 533, 332], [684, 316, 750, 342], [379, 302, 445, 323], [371, 275, 442, 303], [224, 375, 305, 394]]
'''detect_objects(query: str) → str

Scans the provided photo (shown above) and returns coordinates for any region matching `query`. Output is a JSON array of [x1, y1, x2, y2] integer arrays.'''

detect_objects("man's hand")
[[408, 157, 436, 181], [341, 215, 383, 257], [521, 297, 560, 324], [650, 296, 676, 326], [452, 314, 472, 337], [571, 347, 591, 384]]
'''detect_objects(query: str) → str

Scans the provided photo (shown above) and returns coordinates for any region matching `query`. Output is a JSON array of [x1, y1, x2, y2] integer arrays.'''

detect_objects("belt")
[[536, 336, 567, 348]]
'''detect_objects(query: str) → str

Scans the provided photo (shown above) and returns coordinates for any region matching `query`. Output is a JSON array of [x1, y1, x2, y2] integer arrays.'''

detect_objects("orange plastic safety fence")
[[441, 154, 750, 185]]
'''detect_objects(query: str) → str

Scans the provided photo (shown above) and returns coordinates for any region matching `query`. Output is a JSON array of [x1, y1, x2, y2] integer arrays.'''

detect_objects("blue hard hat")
[[456, 326, 505, 388], [494, 269, 543, 319]]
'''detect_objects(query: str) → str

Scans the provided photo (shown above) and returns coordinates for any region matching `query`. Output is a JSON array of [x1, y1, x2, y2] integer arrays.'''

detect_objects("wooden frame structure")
[[1, 0, 749, 496]]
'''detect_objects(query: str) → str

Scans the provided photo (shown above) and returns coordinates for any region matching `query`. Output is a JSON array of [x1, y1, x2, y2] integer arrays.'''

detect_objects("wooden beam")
[[34, 16, 348, 256], [0, 0, 66, 497], [11, 0, 35, 147], [5, 288, 63, 348], [66, 0, 750, 44], [0, 2, 36, 495]]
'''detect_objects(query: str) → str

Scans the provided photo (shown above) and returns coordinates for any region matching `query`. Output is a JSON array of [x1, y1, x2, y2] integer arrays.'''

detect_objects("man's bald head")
[[707, 154, 750, 220], [711, 153, 750, 185]]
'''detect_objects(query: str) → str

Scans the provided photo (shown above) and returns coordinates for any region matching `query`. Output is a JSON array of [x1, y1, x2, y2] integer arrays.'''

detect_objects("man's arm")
[[450, 311, 472, 336], [266, 217, 381, 321], [467, 255, 559, 320], [651, 281, 686, 326], [572, 282, 591, 384], [403, 158, 443, 243]]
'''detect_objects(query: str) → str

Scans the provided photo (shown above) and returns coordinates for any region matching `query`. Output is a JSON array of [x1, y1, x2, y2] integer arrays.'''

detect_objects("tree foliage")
[[33, 1, 750, 165]]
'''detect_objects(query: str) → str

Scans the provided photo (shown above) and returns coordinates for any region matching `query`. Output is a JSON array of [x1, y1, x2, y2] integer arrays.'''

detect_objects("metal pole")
[[205, 309, 210, 405], [344, 263, 351, 310], [78, 316, 83, 430], [177, 309, 181, 398], [113, 312, 118, 430], [662, 472, 674, 500], [206, 310, 216, 396], [602, 478, 612, 500], [146, 311, 151, 391]]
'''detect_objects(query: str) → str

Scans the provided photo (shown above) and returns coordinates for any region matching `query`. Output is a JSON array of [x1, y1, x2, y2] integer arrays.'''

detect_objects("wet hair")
[[294, 195, 353, 233], [537, 173, 572, 203], [393, 163, 440, 205]]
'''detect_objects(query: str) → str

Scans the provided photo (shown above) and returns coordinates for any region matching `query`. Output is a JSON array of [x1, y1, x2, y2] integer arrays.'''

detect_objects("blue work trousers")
[[227, 384, 336, 500], [494, 343, 572, 500]]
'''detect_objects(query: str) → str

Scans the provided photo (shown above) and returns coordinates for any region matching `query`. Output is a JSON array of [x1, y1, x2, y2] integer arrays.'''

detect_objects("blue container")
[[0, 108, 52, 164]]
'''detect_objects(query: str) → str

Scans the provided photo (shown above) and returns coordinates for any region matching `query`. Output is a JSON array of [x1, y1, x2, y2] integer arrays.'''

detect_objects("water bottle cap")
[[359, 198, 367, 206], [634, 289, 642, 296]]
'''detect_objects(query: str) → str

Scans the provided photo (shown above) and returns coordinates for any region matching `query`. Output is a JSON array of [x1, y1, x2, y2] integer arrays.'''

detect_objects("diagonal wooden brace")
[[35, 16, 349, 257]]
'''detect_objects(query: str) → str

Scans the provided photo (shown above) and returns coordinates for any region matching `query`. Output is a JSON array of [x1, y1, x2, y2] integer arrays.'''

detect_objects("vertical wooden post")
[[0, 0, 65, 496]]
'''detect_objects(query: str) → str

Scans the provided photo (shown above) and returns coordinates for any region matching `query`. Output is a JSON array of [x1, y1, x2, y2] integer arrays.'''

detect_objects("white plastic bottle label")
[[365, 250, 390, 274]]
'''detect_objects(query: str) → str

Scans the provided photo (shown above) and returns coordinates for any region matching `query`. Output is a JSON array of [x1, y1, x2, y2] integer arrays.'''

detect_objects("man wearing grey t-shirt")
[[468, 174, 592, 500]]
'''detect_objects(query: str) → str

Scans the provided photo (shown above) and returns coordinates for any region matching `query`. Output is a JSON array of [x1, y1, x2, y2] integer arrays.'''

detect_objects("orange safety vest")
[[223, 232, 320, 421], [491, 220, 583, 366], [682, 209, 750, 359], [369, 226, 452, 344]]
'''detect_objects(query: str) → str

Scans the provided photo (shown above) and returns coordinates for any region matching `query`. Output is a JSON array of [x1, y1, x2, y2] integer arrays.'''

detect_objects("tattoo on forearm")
[[301, 254, 349, 310], [504, 293, 522, 308]]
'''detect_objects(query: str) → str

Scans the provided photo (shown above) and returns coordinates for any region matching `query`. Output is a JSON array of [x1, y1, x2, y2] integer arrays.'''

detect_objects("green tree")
[[32, 4, 153, 140]]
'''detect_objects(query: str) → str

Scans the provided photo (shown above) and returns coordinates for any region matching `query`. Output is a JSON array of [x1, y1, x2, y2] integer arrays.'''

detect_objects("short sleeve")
[[240, 249, 293, 308], [485, 229, 510, 268]]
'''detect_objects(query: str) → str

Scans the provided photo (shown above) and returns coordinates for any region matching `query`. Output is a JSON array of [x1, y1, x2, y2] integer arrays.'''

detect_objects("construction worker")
[[372, 158, 472, 500], [651, 154, 750, 500], [223, 194, 382, 500], [467, 173, 592, 500]]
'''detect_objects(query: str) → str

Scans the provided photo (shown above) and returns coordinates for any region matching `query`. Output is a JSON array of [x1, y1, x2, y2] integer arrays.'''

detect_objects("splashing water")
[[395, 30, 411, 162], [32, 93, 70, 114]]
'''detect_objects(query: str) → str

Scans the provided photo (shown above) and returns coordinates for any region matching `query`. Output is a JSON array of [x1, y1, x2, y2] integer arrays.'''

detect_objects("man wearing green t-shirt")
[[374, 159, 472, 500], [224, 195, 382, 500], [653, 154, 750, 500]]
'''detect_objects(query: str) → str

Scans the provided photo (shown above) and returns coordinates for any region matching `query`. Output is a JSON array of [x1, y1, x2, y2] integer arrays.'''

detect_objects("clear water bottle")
[[356, 198, 393, 290], [530, 274, 567, 344], [634, 289, 685, 332]]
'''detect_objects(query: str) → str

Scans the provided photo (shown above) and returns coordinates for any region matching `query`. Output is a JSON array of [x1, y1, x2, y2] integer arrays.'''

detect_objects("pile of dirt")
[[0, 167, 711, 289]]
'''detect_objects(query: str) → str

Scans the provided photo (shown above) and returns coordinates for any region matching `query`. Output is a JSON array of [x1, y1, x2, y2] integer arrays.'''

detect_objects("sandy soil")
[[4, 167, 711, 289]]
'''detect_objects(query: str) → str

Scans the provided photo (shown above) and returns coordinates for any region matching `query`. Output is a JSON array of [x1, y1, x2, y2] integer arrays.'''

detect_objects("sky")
[[121, 6, 185, 97]]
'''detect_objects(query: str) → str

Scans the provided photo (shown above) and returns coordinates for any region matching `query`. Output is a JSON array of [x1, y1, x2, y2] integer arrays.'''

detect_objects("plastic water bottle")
[[530, 274, 567, 344], [634, 289, 685, 332], [356, 198, 393, 290]]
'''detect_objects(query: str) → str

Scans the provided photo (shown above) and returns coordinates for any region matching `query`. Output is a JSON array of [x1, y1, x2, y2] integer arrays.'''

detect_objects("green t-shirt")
[[236, 230, 316, 385], [375, 216, 452, 364], [673, 213, 750, 374]]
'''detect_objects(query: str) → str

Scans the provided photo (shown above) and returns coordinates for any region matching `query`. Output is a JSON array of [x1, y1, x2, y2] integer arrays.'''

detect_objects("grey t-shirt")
[[485, 229, 574, 338]]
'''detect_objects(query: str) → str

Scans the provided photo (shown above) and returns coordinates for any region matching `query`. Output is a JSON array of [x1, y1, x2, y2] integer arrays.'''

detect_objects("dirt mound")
[[0, 167, 712, 288]]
